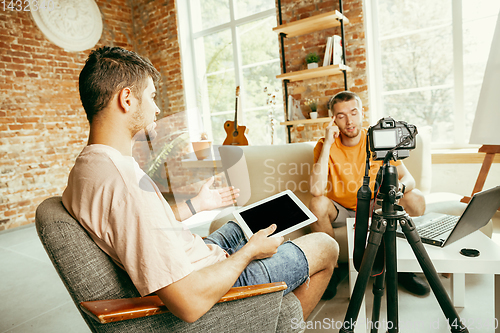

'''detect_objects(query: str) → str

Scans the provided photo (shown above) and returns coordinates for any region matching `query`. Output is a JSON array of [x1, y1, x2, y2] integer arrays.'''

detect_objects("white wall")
[[431, 163, 500, 195]]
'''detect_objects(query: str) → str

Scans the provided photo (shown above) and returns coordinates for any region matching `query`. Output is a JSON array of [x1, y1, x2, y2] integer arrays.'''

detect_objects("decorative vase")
[[191, 141, 212, 160], [309, 112, 318, 119], [307, 62, 318, 69]]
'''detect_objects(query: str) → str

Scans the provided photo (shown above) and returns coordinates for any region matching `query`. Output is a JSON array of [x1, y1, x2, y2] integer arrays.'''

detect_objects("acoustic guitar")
[[223, 86, 249, 146]]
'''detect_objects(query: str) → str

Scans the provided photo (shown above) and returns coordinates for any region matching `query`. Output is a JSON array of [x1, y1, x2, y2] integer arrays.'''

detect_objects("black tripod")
[[339, 161, 469, 333]]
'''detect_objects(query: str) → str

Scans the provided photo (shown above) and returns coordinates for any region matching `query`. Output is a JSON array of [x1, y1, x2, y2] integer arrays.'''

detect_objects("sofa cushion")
[[219, 143, 316, 208]]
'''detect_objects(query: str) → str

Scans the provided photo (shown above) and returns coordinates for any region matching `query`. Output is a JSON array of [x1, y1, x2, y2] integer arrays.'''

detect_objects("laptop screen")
[[445, 185, 500, 245]]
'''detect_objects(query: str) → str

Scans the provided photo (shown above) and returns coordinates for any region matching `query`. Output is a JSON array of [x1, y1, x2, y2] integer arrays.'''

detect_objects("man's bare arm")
[[310, 117, 339, 197], [396, 161, 426, 215], [396, 162, 416, 192], [155, 225, 283, 323]]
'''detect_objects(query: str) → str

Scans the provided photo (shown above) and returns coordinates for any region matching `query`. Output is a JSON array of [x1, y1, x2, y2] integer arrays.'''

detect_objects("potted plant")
[[305, 52, 320, 69], [304, 98, 319, 119], [191, 132, 212, 160]]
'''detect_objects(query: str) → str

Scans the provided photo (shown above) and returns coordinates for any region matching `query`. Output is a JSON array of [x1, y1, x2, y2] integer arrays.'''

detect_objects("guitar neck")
[[234, 94, 239, 128]]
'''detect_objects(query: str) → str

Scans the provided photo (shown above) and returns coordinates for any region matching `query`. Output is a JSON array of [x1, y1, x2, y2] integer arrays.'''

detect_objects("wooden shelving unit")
[[273, 10, 349, 38], [276, 64, 351, 82], [280, 118, 332, 126], [274, 1, 349, 143]]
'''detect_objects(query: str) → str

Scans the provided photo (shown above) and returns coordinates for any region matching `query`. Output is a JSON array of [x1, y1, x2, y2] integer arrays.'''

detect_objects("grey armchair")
[[35, 197, 304, 333]]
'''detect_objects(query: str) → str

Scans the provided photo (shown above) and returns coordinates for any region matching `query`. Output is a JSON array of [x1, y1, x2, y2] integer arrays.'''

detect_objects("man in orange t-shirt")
[[313, 128, 401, 212], [309, 91, 428, 296]]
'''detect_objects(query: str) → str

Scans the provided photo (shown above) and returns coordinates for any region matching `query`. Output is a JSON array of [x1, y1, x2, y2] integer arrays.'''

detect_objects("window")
[[368, 0, 499, 148], [179, 0, 285, 145]]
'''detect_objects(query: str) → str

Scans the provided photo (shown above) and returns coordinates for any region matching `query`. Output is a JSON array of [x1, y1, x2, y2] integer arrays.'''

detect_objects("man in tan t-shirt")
[[63, 46, 339, 323], [308, 91, 428, 297]]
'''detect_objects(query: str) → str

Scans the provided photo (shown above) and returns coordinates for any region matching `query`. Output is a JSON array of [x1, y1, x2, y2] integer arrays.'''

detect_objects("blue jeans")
[[204, 221, 309, 296]]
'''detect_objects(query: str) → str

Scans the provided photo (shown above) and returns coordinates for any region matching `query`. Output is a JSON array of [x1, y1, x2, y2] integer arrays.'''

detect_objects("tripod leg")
[[400, 217, 469, 333], [385, 223, 399, 332], [340, 218, 387, 333], [370, 271, 385, 333]]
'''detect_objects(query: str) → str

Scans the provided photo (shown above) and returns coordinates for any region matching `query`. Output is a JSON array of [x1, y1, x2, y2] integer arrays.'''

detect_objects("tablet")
[[233, 190, 317, 239]]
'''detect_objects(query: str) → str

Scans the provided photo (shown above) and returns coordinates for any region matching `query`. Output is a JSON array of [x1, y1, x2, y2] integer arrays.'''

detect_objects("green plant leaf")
[[306, 52, 319, 63], [144, 131, 190, 177]]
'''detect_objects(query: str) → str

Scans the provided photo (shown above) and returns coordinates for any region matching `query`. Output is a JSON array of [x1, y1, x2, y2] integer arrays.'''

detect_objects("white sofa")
[[211, 127, 492, 262]]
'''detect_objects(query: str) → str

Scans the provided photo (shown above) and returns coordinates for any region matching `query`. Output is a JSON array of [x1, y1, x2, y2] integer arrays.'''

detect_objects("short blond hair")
[[328, 91, 362, 113]]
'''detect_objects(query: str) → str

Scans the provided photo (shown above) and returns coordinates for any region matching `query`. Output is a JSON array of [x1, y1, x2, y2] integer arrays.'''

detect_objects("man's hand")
[[195, 177, 240, 212], [324, 116, 339, 146], [245, 224, 283, 260], [156, 223, 283, 323]]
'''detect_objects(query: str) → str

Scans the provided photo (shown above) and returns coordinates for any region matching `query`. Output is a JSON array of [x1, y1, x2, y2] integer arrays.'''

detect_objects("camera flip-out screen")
[[373, 129, 397, 148]]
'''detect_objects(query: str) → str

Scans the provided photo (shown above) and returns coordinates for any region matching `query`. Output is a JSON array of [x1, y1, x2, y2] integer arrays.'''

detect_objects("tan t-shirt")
[[313, 129, 401, 210], [62, 144, 227, 296]]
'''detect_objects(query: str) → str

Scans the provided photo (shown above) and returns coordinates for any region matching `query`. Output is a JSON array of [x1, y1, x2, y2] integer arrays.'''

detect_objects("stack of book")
[[323, 35, 343, 67]]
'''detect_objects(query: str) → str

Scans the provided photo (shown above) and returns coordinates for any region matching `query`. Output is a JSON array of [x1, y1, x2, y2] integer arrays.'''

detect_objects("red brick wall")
[[131, 0, 185, 117], [276, 0, 368, 142], [0, 0, 188, 231]]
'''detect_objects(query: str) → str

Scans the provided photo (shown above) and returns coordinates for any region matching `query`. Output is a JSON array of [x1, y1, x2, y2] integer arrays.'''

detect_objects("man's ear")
[[118, 87, 134, 113]]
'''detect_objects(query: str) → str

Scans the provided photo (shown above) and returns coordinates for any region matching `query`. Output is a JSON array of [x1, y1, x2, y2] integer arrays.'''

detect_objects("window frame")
[[366, 0, 497, 149], [178, 0, 281, 142]]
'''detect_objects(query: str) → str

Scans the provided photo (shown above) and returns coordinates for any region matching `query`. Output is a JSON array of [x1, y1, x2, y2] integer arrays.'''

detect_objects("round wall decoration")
[[30, 0, 103, 52]]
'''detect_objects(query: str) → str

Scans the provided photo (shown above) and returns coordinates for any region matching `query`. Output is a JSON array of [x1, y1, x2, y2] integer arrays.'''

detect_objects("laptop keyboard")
[[416, 215, 459, 239]]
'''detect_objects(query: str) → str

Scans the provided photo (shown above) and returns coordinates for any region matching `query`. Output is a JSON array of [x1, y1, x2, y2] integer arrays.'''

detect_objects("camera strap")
[[353, 133, 385, 275]]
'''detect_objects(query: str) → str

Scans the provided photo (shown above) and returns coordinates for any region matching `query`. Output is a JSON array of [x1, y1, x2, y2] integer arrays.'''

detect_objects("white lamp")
[[463, 12, 500, 203]]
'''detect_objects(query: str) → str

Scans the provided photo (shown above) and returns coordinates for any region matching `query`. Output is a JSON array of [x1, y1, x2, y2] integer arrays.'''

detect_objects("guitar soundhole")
[[232, 131, 239, 137]]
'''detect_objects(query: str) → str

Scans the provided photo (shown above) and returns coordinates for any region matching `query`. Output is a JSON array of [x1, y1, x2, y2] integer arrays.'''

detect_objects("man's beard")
[[130, 106, 157, 142], [340, 126, 360, 138]]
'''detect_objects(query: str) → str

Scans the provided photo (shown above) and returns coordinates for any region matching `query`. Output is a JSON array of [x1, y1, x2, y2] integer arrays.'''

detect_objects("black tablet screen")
[[239, 194, 309, 235]]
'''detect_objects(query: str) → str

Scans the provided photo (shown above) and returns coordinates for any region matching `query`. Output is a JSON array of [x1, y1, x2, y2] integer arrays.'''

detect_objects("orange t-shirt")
[[313, 129, 401, 210]]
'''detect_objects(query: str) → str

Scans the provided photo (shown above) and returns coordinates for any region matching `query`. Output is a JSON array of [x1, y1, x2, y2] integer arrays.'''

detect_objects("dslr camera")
[[368, 117, 417, 161]]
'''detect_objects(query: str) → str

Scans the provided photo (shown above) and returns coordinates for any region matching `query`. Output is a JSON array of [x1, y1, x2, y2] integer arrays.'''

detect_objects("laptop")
[[233, 190, 317, 239], [396, 185, 500, 247]]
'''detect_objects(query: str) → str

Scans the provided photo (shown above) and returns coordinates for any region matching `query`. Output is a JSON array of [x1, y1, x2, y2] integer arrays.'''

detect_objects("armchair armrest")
[[80, 281, 287, 324]]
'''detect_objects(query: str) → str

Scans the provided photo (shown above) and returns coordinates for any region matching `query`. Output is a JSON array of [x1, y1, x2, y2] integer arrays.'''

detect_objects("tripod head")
[[374, 154, 404, 216]]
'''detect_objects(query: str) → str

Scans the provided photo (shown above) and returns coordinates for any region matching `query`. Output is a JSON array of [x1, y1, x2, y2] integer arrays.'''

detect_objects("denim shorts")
[[204, 221, 309, 295]]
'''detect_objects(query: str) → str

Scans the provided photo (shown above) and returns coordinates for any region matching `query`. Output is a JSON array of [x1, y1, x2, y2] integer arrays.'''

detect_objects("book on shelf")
[[322, 35, 343, 66], [322, 37, 333, 67], [287, 95, 304, 121], [332, 35, 343, 65]]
